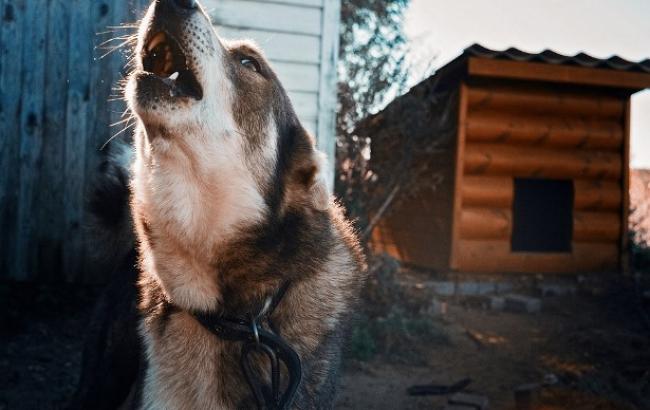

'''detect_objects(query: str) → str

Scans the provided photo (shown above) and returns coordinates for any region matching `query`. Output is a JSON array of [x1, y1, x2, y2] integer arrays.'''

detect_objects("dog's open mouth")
[[142, 31, 203, 100]]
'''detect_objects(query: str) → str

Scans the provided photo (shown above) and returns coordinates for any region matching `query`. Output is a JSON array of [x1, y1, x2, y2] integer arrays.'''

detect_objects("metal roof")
[[464, 43, 650, 73]]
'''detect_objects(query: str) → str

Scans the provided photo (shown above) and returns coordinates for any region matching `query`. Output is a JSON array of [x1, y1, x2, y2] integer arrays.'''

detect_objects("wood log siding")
[[460, 207, 512, 240], [574, 180, 622, 211], [462, 176, 622, 211], [464, 143, 621, 180], [467, 86, 624, 119], [466, 111, 623, 150], [454, 83, 626, 273], [460, 207, 620, 243], [573, 211, 621, 242], [461, 176, 513, 207], [457, 239, 619, 273]]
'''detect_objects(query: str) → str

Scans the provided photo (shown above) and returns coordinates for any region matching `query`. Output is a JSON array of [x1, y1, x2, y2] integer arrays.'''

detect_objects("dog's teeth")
[[147, 32, 166, 51], [169, 72, 179, 80]]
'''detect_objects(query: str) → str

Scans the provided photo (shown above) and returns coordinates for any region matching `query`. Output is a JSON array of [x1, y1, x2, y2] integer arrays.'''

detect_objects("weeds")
[[347, 254, 449, 363]]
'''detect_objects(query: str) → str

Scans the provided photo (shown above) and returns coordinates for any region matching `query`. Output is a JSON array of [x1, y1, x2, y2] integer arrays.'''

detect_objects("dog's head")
[[126, 0, 328, 224]]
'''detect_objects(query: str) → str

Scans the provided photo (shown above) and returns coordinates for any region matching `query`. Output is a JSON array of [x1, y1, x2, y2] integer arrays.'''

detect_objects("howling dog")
[[70, 0, 365, 409]]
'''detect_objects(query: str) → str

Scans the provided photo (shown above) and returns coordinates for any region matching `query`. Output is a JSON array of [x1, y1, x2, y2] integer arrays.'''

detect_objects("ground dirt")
[[336, 272, 650, 410], [1, 274, 649, 410]]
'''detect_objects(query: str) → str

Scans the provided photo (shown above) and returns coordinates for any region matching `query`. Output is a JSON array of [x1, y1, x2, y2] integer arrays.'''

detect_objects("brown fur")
[[120, 1, 366, 409], [135, 205, 364, 409]]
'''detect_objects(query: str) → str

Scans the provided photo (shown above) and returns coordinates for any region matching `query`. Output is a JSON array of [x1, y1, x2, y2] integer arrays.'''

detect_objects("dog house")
[[365, 44, 650, 274]]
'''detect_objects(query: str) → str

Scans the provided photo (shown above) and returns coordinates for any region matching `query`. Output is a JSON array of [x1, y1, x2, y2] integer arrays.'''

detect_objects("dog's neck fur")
[[130, 113, 333, 311], [131, 123, 273, 312]]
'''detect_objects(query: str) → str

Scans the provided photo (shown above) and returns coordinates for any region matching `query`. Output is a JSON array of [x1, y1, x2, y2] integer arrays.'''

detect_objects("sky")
[[403, 0, 650, 169]]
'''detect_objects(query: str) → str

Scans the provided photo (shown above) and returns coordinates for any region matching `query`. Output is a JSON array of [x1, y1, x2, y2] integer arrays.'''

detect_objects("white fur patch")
[[128, 6, 272, 312]]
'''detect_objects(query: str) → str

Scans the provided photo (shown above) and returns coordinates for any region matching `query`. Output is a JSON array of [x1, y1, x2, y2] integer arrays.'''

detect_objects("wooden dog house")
[[365, 44, 650, 274]]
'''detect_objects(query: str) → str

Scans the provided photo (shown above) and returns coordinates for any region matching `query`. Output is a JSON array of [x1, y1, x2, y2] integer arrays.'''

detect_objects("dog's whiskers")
[[106, 24, 139, 30], [110, 116, 134, 127], [99, 38, 137, 59], [97, 35, 136, 49], [96, 22, 139, 60], [101, 116, 136, 151]]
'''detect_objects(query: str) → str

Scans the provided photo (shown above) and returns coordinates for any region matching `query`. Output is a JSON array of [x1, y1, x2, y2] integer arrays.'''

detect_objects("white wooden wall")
[[204, 0, 340, 189]]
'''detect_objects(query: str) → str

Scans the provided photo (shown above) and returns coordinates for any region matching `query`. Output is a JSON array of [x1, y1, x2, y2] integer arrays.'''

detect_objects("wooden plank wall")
[[0, 0, 149, 282], [371, 161, 457, 270], [452, 83, 627, 273], [1, 0, 340, 282]]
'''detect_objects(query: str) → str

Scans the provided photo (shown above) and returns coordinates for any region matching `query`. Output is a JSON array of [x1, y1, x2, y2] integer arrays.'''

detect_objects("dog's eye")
[[240, 57, 260, 73]]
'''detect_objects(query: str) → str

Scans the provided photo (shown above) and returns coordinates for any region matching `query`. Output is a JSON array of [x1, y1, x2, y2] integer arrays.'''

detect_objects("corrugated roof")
[[464, 43, 650, 73]]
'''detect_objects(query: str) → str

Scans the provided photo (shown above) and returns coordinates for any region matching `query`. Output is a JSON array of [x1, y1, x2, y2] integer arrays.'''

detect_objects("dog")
[[69, 0, 365, 408]]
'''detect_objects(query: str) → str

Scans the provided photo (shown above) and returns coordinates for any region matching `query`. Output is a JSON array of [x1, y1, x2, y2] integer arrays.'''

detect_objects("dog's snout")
[[174, 0, 198, 9]]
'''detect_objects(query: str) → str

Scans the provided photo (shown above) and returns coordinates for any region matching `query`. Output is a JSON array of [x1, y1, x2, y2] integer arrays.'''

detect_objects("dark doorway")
[[511, 178, 573, 252]]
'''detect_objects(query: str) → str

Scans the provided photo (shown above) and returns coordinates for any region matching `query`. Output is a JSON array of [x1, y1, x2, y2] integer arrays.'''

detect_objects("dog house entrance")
[[511, 178, 573, 252]]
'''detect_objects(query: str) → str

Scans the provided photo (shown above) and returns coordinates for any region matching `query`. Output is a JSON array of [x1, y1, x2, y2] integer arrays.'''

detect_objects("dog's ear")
[[309, 151, 330, 211], [294, 149, 330, 211]]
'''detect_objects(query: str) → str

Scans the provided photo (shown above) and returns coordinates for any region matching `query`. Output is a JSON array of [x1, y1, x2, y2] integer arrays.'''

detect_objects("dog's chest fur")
[[132, 155, 365, 409], [136, 225, 363, 409]]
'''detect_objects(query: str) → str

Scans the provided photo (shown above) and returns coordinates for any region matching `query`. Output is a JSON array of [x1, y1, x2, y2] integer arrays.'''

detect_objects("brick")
[[431, 281, 455, 296]]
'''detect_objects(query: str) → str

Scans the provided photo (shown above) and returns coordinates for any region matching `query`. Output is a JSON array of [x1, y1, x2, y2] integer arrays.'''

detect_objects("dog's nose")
[[174, 0, 197, 9]]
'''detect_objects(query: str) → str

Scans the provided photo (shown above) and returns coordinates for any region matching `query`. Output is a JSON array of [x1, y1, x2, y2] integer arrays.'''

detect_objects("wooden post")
[[449, 84, 468, 270], [317, 0, 341, 192], [621, 98, 631, 274]]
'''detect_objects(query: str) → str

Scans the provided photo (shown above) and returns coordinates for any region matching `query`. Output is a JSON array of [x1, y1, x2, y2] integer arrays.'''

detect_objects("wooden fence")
[[0, 0, 149, 282]]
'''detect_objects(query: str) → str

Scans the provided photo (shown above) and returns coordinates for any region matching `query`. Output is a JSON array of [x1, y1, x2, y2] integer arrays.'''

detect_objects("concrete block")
[[495, 282, 514, 294], [458, 281, 479, 295], [449, 392, 489, 409], [504, 294, 541, 314], [427, 298, 448, 316], [490, 296, 505, 311], [458, 281, 498, 296], [431, 281, 455, 296], [538, 282, 577, 297]]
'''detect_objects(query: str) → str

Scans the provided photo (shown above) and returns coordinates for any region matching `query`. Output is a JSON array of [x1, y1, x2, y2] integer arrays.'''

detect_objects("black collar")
[[189, 281, 301, 410]]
